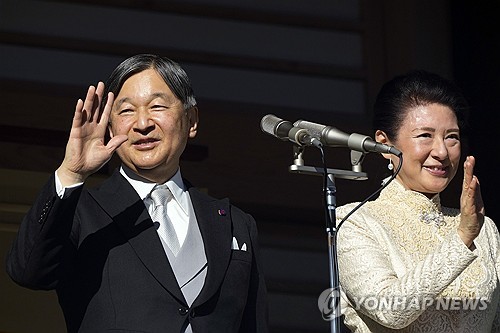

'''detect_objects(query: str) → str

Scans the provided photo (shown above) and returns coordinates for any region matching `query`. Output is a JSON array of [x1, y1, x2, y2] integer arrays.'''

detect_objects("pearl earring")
[[387, 158, 394, 171]]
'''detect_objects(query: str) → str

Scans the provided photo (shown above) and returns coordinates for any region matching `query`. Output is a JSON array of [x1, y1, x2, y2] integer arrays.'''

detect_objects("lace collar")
[[379, 178, 446, 228]]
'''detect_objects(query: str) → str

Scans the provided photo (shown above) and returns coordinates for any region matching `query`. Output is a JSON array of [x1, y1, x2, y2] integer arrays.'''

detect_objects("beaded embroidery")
[[420, 210, 446, 228]]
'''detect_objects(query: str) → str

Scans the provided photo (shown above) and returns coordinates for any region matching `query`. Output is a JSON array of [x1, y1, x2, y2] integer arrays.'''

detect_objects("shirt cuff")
[[55, 171, 84, 199]]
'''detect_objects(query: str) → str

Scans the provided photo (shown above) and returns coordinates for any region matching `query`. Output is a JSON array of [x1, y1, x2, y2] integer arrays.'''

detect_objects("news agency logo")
[[318, 288, 342, 321], [317, 287, 490, 321]]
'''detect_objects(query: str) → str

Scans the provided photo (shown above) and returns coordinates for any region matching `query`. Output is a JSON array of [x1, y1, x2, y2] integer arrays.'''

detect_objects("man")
[[6, 54, 268, 332]]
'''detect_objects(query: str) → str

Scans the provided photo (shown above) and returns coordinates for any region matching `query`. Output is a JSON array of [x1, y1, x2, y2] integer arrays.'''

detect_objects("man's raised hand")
[[56, 82, 127, 187]]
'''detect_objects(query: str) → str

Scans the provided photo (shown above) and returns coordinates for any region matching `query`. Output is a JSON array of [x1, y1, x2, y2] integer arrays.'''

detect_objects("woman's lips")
[[424, 165, 448, 176]]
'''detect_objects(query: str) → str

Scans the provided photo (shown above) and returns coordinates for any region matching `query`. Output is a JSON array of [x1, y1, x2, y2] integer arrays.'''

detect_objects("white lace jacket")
[[336, 179, 500, 333]]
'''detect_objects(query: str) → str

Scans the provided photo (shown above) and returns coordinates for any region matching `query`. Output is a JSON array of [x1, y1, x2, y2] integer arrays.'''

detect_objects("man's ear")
[[187, 106, 199, 139]]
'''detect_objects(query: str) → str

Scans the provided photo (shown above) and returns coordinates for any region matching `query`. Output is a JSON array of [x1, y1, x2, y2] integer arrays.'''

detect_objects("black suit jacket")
[[6, 170, 268, 333]]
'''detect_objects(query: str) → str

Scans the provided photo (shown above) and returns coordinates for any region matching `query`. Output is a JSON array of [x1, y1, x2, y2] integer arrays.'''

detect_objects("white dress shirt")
[[120, 166, 190, 247]]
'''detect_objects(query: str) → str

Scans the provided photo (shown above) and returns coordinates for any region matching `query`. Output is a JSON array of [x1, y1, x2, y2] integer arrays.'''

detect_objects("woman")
[[336, 70, 499, 332]]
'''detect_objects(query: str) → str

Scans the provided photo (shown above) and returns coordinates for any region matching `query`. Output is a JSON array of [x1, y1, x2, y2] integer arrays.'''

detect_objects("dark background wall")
[[451, 2, 500, 226], [0, 1, 498, 332]]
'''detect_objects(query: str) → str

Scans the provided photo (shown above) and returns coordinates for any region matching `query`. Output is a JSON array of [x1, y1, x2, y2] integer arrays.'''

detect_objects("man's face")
[[109, 68, 198, 182]]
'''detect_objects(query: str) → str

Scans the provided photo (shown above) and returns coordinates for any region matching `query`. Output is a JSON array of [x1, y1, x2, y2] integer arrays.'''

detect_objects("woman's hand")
[[458, 155, 485, 249]]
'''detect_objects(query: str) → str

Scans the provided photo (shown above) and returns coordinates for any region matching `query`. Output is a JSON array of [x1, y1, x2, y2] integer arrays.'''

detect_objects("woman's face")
[[379, 103, 461, 197]]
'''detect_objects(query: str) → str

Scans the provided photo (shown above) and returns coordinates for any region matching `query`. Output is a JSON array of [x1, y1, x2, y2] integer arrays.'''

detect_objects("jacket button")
[[178, 307, 189, 315]]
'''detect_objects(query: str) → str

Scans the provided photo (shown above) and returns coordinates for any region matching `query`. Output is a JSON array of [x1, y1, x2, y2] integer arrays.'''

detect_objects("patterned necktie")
[[149, 184, 181, 256]]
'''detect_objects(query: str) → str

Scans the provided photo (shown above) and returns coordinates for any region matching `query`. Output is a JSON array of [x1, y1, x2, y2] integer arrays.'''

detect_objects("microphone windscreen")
[[261, 114, 293, 140], [260, 114, 281, 134]]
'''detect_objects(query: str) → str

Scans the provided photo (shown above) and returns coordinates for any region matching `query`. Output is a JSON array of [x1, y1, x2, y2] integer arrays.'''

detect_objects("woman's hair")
[[373, 70, 469, 140], [104, 54, 197, 110]]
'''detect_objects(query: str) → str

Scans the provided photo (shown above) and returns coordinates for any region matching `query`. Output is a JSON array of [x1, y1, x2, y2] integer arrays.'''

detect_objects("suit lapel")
[[88, 170, 186, 305], [188, 187, 232, 307]]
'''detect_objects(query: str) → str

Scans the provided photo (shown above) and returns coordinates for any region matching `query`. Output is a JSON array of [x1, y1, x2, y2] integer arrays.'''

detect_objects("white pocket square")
[[231, 237, 239, 250], [231, 237, 247, 251]]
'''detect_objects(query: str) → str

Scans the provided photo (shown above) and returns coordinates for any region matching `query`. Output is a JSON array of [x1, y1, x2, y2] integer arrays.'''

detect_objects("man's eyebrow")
[[151, 92, 170, 100], [114, 97, 130, 107], [115, 93, 172, 107]]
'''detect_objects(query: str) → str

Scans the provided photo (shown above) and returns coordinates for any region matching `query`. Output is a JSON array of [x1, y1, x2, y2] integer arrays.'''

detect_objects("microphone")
[[293, 119, 401, 156], [260, 114, 321, 147]]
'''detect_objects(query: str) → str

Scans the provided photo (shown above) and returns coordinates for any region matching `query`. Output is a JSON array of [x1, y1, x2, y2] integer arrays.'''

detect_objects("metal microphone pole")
[[289, 145, 367, 333], [325, 173, 340, 333]]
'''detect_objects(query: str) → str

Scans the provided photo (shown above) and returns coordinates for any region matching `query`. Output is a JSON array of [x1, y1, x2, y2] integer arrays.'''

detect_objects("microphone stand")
[[289, 146, 367, 333]]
